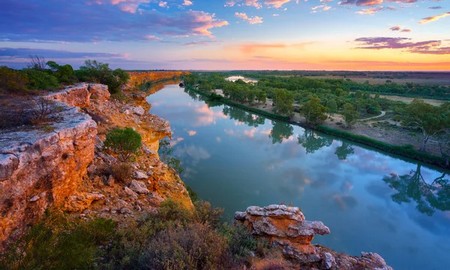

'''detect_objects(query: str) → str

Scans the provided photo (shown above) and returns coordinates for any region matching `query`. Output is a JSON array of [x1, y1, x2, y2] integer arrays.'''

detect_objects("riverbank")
[[187, 86, 448, 170]]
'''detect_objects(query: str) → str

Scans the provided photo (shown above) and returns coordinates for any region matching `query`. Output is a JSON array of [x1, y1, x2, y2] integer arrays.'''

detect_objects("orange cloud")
[[189, 11, 229, 36], [235, 12, 264, 24], [420, 12, 450, 24], [237, 42, 311, 54], [264, 0, 291, 8]]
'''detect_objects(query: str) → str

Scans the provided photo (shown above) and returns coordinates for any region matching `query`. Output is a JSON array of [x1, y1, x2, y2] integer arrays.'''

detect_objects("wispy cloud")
[[355, 37, 450, 54], [419, 12, 450, 24], [356, 6, 394, 15], [340, 0, 417, 6], [0, 47, 124, 58], [311, 5, 331, 13], [182, 0, 193, 6], [389, 25, 411, 32], [0, 1, 229, 42], [237, 42, 312, 54], [225, 0, 291, 9], [235, 12, 264, 24]]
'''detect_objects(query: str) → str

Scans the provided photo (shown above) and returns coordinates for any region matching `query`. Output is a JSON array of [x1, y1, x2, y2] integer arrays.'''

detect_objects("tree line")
[[0, 57, 129, 95]]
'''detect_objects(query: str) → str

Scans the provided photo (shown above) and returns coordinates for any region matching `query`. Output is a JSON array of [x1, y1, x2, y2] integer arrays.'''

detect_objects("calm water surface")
[[147, 85, 450, 270]]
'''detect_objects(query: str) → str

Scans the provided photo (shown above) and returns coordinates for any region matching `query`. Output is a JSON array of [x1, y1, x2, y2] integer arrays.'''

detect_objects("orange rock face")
[[0, 99, 97, 247]]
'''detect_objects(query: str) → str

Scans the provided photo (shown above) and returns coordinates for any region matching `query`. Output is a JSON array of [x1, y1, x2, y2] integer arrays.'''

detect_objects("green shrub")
[[104, 127, 142, 161], [0, 212, 116, 270], [0, 66, 29, 93], [25, 69, 59, 90], [76, 60, 129, 94]]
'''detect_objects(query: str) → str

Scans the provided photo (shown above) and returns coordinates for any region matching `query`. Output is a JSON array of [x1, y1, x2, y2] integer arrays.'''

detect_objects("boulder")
[[88, 84, 110, 102], [132, 106, 145, 116], [133, 170, 148, 179], [124, 186, 138, 199], [129, 180, 149, 194], [235, 204, 392, 270]]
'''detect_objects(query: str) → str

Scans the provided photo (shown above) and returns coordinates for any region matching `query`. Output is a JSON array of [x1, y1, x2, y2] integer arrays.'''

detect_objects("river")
[[147, 84, 450, 270]]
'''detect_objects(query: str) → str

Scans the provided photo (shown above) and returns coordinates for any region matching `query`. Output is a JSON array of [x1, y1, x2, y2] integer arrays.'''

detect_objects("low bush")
[[111, 162, 133, 184], [0, 212, 116, 270], [138, 223, 228, 270], [104, 127, 142, 161]]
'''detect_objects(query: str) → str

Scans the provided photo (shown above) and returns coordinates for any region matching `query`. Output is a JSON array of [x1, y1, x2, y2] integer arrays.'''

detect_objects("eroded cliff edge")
[[0, 83, 192, 248]]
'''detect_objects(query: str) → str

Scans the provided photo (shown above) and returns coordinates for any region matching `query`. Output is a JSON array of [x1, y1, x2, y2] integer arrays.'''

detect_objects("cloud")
[[355, 37, 450, 54], [182, 0, 193, 6], [158, 1, 168, 8], [339, 0, 383, 6], [429, 6, 442, 10], [225, 0, 290, 9], [187, 130, 197, 136], [355, 6, 394, 14], [237, 42, 312, 54], [0, 47, 127, 68], [340, 0, 416, 6], [311, 5, 331, 12], [264, 0, 291, 8], [420, 12, 450, 24], [235, 12, 264, 24], [0, 1, 229, 42], [0, 47, 123, 59], [225, 0, 262, 8], [390, 25, 411, 32], [94, 0, 151, 13]]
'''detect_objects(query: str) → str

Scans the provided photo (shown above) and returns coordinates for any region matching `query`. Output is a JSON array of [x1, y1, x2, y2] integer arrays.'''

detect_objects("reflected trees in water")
[[269, 121, 294, 144], [335, 142, 355, 160], [383, 164, 449, 216], [223, 106, 265, 127], [297, 130, 333, 154]]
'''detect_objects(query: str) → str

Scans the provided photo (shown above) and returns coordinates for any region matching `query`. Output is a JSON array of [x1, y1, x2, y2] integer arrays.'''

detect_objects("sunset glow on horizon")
[[1, 0, 449, 71]]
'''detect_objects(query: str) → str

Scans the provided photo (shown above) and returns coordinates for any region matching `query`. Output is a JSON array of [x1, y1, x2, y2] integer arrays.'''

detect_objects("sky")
[[0, 0, 449, 71]]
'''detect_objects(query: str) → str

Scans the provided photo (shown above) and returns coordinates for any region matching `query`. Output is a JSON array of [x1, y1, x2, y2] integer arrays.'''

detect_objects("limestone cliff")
[[0, 82, 193, 249], [0, 88, 97, 247]]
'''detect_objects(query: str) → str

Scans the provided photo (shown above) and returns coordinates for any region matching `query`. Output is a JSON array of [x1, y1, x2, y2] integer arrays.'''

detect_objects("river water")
[[147, 84, 450, 270]]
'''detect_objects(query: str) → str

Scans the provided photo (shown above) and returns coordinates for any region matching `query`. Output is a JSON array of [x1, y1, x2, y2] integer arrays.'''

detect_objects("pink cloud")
[[420, 12, 450, 24], [225, 0, 290, 9], [188, 11, 229, 36], [182, 0, 193, 6], [235, 12, 264, 24], [264, 0, 291, 8], [355, 37, 450, 54]]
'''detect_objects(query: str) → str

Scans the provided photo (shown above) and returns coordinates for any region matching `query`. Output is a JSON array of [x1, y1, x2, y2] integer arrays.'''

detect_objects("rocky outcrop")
[[0, 85, 107, 248], [45, 83, 110, 108], [235, 205, 392, 270]]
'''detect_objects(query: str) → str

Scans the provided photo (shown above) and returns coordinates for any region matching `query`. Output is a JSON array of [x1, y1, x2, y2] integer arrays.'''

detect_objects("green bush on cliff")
[[76, 60, 129, 94], [104, 127, 142, 161]]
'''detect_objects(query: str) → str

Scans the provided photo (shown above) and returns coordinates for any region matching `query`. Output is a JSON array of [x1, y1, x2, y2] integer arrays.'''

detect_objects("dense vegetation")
[[0, 200, 269, 270], [225, 71, 450, 100], [0, 58, 129, 94], [183, 72, 450, 167]]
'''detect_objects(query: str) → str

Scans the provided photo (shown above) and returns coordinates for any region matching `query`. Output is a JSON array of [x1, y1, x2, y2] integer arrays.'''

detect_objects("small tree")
[[104, 127, 142, 161], [302, 95, 327, 126], [402, 99, 449, 151], [342, 103, 359, 128]]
